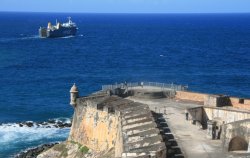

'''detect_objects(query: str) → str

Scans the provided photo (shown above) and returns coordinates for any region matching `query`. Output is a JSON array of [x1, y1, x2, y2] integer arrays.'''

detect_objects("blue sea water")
[[0, 12, 250, 157]]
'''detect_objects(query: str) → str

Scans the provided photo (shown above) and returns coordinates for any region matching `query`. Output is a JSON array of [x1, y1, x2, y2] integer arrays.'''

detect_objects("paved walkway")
[[127, 97, 231, 158]]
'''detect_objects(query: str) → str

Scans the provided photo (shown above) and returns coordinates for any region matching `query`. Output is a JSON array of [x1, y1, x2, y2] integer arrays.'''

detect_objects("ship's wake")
[[20, 35, 40, 40], [0, 34, 83, 42], [59, 35, 75, 39], [0, 35, 40, 43], [58, 34, 83, 39]]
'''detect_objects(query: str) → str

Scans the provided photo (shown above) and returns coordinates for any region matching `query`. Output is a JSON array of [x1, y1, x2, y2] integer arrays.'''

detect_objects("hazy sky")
[[1, 0, 250, 13]]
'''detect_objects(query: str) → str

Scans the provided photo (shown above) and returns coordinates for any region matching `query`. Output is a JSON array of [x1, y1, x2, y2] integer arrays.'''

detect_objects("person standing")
[[185, 108, 189, 120]]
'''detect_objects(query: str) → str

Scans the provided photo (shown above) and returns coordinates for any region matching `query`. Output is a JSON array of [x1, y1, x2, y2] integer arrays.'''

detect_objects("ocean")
[[0, 12, 250, 157]]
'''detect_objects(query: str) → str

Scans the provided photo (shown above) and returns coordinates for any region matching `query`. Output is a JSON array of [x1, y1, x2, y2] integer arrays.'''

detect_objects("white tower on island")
[[70, 83, 79, 107]]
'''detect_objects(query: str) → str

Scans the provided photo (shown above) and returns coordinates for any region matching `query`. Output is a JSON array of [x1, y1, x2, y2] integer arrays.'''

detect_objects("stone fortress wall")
[[176, 90, 250, 110], [69, 96, 120, 152], [222, 119, 250, 152], [69, 87, 167, 158], [175, 90, 250, 153], [65, 82, 250, 157]]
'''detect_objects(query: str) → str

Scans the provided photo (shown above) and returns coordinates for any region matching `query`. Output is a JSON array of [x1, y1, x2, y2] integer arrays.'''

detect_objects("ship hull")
[[47, 27, 77, 38], [39, 27, 77, 38]]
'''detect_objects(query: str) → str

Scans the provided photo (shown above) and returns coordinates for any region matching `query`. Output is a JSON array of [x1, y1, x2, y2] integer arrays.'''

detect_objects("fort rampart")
[[69, 92, 166, 158], [38, 82, 250, 158]]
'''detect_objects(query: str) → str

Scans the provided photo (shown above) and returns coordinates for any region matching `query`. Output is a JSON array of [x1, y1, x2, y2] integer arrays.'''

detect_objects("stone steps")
[[124, 122, 158, 134], [122, 152, 147, 158], [123, 155, 150, 158], [123, 112, 150, 119], [123, 121, 154, 131], [127, 128, 160, 137], [118, 98, 166, 158], [125, 135, 163, 150], [122, 113, 152, 124], [122, 108, 150, 118], [128, 142, 166, 153], [122, 117, 153, 126], [151, 112, 185, 158], [127, 133, 159, 144]]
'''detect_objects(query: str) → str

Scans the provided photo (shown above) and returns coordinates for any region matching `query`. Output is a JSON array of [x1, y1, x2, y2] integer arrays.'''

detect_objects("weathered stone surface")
[[66, 94, 166, 158], [222, 119, 250, 152], [129, 142, 166, 153], [16, 143, 58, 158], [123, 113, 152, 123], [125, 135, 162, 149], [69, 97, 120, 152]]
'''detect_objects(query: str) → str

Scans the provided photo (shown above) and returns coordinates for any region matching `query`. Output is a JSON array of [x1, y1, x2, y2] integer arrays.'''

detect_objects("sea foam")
[[0, 118, 70, 157], [0, 123, 70, 144]]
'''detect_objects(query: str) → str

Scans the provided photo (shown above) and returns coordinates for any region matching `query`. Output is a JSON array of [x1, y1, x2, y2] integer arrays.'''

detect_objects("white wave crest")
[[0, 123, 70, 145], [53, 117, 72, 124], [0, 117, 71, 146]]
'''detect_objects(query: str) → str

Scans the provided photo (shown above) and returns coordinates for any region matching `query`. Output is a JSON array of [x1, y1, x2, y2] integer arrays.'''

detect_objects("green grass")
[[79, 146, 89, 153], [69, 141, 89, 155]]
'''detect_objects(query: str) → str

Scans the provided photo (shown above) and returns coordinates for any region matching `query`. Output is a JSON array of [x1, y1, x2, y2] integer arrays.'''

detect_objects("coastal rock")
[[37, 141, 108, 158], [15, 143, 58, 158], [48, 119, 56, 124], [25, 121, 34, 127], [13, 119, 72, 129]]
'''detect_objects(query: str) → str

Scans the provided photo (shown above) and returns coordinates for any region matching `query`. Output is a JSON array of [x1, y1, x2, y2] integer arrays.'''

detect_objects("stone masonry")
[[69, 87, 166, 158]]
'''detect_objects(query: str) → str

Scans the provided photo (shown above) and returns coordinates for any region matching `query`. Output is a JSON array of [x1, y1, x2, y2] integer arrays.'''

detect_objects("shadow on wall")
[[228, 136, 248, 151], [110, 88, 175, 99], [187, 107, 209, 129]]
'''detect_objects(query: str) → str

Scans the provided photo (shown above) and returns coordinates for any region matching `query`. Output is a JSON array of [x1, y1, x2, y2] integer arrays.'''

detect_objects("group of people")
[[122, 81, 144, 88]]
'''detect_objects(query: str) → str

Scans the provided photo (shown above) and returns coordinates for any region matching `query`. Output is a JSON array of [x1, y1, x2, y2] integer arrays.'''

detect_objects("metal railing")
[[102, 82, 188, 91]]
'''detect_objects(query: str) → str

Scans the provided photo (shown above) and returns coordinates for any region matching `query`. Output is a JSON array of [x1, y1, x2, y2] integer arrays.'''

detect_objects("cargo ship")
[[39, 17, 77, 38]]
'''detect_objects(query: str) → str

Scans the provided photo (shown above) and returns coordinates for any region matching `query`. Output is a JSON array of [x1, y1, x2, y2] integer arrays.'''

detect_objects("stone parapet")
[[175, 91, 207, 103], [204, 95, 230, 107]]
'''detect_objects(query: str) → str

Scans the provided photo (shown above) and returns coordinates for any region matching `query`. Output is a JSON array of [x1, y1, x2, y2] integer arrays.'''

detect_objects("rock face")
[[19, 120, 72, 128], [37, 142, 79, 158], [37, 141, 115, 158], [15, 143, 58, 158]]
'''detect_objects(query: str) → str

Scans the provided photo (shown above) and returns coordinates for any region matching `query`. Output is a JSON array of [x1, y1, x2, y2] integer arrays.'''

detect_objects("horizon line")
[[1, 11, 250, 14]]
